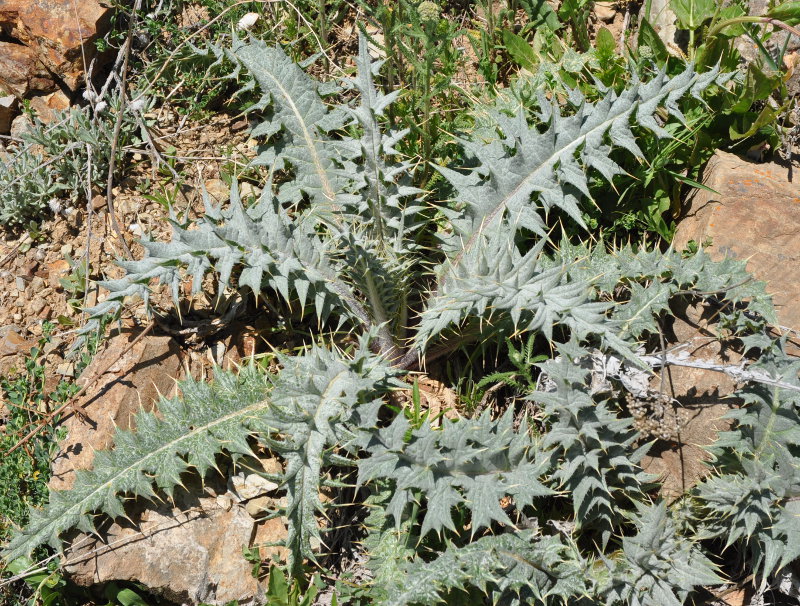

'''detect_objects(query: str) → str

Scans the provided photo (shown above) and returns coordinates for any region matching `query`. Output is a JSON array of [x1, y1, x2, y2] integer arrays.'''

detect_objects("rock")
[[63, 495, 264, 606], [735, 0, 800, 62], [640, 301, 741, 501], [0, 324, 32, 356], [204, 178, 229, 203], [594, 2, 616, 22], [46, 258, 70, 290], [229, 468, 280, 501], [674, 150, 800, 332], [28, 90, 70, 123], [29, 275, 44, 291], [0, 41, 55, 97], [55, 361, 74, 377], [240, 182, 262, 200], [47, 331, 294, 604], [49, 331, 184, 491], [9, 112, 32, 139], [0, 0, 113, 90], [254, 515, 289, 563], [28, 297, 45, 316], [0, 94, 17, 134]]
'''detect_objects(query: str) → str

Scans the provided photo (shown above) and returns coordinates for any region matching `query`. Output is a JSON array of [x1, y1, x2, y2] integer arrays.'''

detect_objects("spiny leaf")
[[384, 532, 589, 606], [357, 409, 553, 536], [3, 365, 273, 563]]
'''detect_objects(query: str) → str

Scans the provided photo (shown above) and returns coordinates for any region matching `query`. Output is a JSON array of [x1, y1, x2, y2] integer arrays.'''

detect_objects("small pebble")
[[56, 362, 75, 377], [29, 299, 46, 315]]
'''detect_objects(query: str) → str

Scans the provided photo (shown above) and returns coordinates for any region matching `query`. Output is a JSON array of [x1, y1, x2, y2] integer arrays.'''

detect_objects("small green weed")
[[360, 0, 465, 187], [476, 333, 548, 394], [264, 567, 324, 606], [1, 320, 108, 605], [0, 326, 75, 544], [4, 556, 69, 606]]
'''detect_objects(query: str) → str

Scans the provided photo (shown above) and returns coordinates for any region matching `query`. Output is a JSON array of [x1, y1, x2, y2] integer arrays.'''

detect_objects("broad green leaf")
[[715, 4, 748, 36], [558, 0, 590, 20], [595, 26, 617, 57], [503, 29, 539, 71], [519, 0, 562, 30], [671, 0, 715, 29], [638, 18, 669, 65], [729, 104, 781, 139], [267, 568, 290, 605], [766, 1, 800, 25], [730, 63, 781, 113]]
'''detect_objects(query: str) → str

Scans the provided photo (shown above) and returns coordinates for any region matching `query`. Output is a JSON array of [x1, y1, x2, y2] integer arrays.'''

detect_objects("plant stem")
[[318, 0, 328, 71], [706, 15, 800, 41]]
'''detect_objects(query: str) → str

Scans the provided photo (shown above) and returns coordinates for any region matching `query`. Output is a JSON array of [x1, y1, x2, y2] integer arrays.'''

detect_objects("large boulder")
[[674, 150, 800, 334], [0, 94, 16, 133], [0, 41, 55, 97], [0, 0, 113, 91], [640, 302, 743, 501]]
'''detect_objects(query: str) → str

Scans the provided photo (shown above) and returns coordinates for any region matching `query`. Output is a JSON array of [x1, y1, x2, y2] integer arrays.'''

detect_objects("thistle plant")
[[4, 33, 800, 606]]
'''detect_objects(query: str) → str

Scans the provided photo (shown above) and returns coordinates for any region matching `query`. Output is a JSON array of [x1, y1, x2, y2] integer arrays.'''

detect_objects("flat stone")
[[674, 150, 800, 332], [46, 258, 71, 291], [0, 41, 55, 97], [63, 496, 264, 606], [47, 332, 292, 605], [638, 0, 677, 50], [9, 112, 32, 139], [0, 324, 32, 356], [594, 2, 616, 22], [735, 0, 800, 62], [0, 0, 113, 90], [204, 178, 229, 203], [229, 470, 280, 501]]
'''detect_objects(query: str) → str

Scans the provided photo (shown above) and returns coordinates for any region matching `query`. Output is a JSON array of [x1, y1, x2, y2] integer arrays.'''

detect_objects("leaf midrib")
[[14, 397, 272, 555]]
